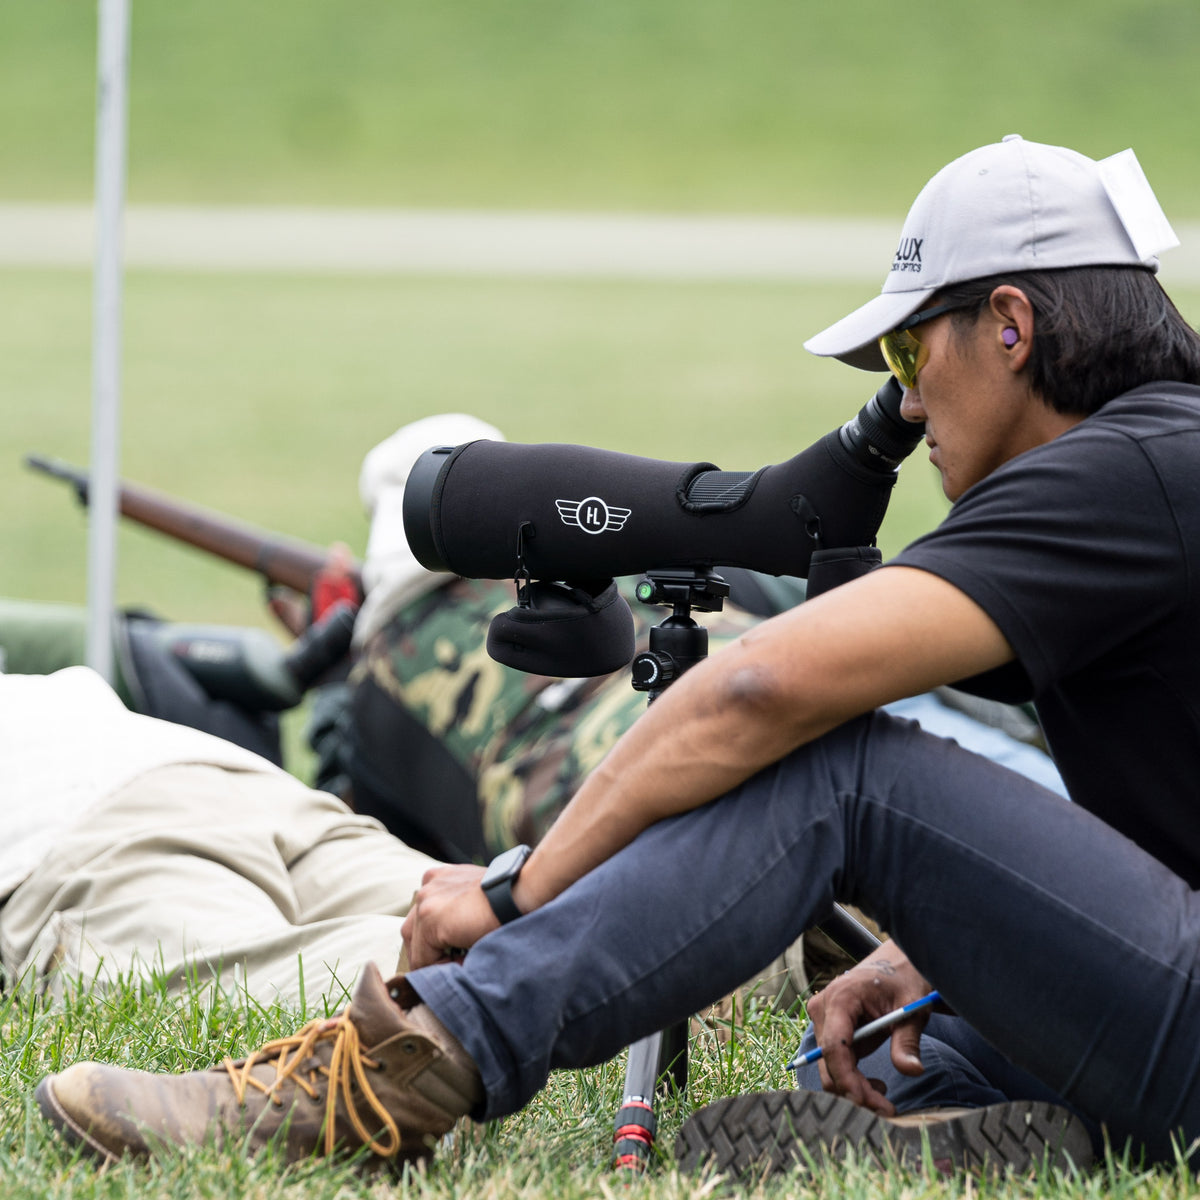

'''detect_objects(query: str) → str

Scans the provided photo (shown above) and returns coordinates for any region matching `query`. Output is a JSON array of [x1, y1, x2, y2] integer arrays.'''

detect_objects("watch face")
[[483, 843, 530, 888]]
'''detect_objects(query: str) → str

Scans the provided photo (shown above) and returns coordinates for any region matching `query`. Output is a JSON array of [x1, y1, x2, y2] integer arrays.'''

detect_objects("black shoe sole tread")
[[675, 1090, 1093, 1180]]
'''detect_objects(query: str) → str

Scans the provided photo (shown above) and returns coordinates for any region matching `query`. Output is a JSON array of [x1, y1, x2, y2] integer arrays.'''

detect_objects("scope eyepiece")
[[838, 377, 924, 471]]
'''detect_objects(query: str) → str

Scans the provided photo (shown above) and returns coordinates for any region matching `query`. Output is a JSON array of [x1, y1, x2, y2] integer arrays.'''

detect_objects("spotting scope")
[[403, 377, 919, 584]]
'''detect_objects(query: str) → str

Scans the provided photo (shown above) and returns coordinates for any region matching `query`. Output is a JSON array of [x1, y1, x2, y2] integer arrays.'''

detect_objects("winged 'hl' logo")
[[555, 496, 632, 535]]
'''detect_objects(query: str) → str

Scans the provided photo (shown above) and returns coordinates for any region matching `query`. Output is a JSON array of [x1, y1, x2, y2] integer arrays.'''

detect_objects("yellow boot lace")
[[222, 1011, 402, 1157]]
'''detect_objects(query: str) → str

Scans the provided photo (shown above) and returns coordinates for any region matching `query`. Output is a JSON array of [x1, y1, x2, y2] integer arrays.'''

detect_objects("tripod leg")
[[610, 577, 880, 1174], [611, 906, 878, 1174], [816, 904, 882, 960], [613, 1032, 662, 1173], [657, 1019, 688, 1095]]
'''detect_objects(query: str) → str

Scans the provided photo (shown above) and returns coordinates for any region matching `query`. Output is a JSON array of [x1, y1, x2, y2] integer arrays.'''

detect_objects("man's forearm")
[[509, 566, 1015, 918], [510, 627, 838, 913]]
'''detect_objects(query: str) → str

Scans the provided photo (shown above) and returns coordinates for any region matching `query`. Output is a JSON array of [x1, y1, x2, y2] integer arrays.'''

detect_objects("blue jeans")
[[408, 710, 1200, 1163]]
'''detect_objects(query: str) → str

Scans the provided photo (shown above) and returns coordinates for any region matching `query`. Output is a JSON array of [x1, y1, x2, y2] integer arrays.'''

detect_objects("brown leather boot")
[[35, 963, 482, 1166]]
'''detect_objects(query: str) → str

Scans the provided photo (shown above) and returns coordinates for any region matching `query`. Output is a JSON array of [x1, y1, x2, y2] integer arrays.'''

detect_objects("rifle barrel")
[[27, 454, 363, 596], [24, 454, 90, 505]]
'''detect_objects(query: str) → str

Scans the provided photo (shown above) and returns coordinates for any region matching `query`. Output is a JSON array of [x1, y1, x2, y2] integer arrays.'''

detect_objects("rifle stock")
[[25, 454, 363, 597]]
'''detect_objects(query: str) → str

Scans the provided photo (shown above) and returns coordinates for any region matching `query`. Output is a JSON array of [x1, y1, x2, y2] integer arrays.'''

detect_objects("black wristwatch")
[[481, 843, 532, 925]]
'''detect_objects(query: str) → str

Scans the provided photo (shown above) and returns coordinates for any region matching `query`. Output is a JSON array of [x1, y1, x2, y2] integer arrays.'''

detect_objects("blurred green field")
[[3, 0, 1200, 216], [5, 0, 1200, 669], [0, 268, 945, 626], [7, 267, 1200, 628], [5, 0, 1200, 633]]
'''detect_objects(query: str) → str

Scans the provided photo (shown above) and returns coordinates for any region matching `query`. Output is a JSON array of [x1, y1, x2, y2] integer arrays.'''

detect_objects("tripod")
[[611, 567, 882, 1173]]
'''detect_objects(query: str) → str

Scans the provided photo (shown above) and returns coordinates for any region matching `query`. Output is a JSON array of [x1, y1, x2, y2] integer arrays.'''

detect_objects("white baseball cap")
[[804, 134, 1180, 371]]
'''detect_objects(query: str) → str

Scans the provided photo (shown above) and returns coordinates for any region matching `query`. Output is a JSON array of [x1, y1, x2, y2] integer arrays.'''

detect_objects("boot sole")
[[675, 1090, 1093, 1180], [35, 1076, 122, 1166]]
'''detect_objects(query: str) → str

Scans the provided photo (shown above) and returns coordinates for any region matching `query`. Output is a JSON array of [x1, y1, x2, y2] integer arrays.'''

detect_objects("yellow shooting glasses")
[[878, 301, 973, 389]]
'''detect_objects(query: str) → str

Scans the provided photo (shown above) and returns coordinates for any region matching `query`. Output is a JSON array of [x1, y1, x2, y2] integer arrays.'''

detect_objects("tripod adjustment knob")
[[631, 650, 677, 691]]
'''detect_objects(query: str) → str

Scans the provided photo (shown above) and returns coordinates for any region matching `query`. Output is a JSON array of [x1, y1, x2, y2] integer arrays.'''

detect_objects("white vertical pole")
[[87, 0, 131, 681]]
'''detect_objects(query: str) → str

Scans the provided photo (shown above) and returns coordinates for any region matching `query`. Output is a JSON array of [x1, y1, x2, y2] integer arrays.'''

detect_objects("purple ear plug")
[[1002, 328, 1019, 347]]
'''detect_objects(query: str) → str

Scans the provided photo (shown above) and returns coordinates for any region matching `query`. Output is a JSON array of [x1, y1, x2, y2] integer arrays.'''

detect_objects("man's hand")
[[806, 945, 940, 1116], [401, 864, 500, 968]]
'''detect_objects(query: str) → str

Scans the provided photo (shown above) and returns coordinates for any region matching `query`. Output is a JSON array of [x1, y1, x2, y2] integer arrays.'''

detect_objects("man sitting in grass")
[[2, 415, 1059, 1016], [43, 156, 1200, 1177]]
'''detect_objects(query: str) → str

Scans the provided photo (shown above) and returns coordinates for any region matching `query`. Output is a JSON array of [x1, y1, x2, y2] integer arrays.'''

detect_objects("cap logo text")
[[892, 237, 924, 273]]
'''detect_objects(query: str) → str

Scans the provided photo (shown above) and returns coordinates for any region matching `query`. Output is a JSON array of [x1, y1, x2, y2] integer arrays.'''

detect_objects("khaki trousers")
[[0, 764, 434, 1009]]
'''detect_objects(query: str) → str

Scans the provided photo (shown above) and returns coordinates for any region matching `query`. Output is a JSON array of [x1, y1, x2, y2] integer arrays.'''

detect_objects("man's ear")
[[988, 286, 1035, 371]]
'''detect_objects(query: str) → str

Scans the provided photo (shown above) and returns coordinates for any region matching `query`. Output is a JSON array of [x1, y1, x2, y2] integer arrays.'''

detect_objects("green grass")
[[3, 972, 1194, 1200], [3, 1, 1200, 217]]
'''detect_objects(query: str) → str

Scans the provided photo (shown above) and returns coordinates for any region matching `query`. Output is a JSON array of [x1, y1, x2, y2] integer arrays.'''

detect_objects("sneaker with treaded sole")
[[675, 1089, 1093, 1179], [35, 962, 481, 1167]]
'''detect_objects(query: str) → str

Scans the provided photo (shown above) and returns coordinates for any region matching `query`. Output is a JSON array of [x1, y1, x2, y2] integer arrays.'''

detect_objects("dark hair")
[[936, 266, 1200, 415]]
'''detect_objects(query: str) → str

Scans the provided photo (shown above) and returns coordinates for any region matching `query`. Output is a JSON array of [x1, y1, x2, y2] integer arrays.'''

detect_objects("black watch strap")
[[483, 875, 524, 925], [481, 843, 532, 925]]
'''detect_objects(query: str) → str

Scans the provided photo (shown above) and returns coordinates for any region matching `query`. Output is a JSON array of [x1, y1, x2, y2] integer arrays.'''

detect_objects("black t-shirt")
[[892, 383, 1200, 886]]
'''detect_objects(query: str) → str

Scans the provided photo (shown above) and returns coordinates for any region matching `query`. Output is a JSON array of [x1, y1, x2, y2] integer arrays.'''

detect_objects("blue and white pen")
[[786, 991, 941, 1073]]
